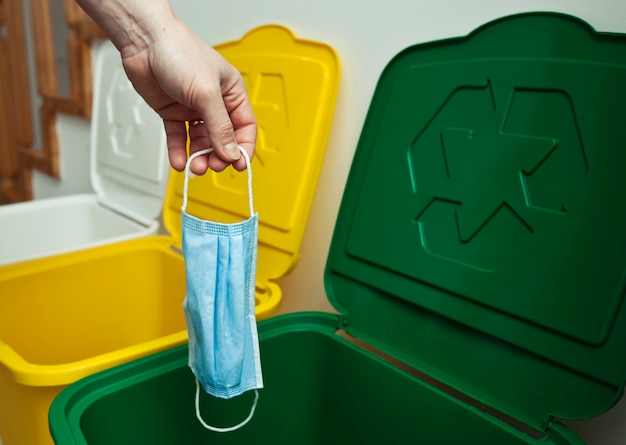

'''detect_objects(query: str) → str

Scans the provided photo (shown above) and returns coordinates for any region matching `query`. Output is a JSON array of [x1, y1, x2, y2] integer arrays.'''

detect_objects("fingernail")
[[225, 143, 241, 161]]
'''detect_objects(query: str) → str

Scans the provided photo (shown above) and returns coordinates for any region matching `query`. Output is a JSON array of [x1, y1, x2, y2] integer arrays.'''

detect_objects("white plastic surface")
[[0, 40, 168, 266], [0, 194, 158, 266], [90, 40, 168, 225]]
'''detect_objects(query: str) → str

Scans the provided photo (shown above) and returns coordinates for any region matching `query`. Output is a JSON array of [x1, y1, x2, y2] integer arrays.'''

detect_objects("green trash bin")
[[49, 12, 626, 445]]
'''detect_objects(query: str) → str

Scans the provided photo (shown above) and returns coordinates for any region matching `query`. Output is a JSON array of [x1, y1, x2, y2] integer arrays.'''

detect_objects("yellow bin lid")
[[163, 25, 341, 319]]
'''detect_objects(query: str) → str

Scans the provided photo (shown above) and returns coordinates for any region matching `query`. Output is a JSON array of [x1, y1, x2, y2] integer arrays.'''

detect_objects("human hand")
[[120, 18, 256, 174], [122, 18, 257, 174], [75, 0, 256, 175]]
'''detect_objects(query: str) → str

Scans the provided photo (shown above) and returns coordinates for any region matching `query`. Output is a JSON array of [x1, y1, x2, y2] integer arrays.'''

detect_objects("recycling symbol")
[[100, 65, 165, 181], [107, 69, 151, 158], [409, 81, 587, 270]]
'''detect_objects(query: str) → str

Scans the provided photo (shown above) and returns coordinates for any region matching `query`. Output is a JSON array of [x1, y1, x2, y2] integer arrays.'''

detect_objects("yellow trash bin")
[[0, 24, 340, 445]]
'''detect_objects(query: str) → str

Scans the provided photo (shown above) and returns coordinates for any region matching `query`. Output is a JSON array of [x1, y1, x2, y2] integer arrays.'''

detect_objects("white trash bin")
[[0, 40, 168, 266]]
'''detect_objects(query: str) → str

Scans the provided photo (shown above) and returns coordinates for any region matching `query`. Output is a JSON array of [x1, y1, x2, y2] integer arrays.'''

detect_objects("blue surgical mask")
[[181, 147, 263, 432]]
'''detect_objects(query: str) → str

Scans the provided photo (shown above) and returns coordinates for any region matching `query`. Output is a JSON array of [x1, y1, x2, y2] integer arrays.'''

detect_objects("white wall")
[[31, 114, 93, 199], [31, 0, 626, 443]]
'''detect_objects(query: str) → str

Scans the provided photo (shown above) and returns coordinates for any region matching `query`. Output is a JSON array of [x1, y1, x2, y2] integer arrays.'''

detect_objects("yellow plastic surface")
[[163, 24, 341, 300], [0, 25, 339, 445], [0, 237, 186, 445]]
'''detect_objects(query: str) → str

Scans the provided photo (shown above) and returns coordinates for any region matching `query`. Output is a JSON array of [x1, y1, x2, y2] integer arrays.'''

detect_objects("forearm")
[[75, 0, 177, 57]]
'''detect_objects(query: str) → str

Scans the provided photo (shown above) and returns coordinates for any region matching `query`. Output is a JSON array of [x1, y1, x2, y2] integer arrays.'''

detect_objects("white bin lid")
[[89, 40, 169, 226]]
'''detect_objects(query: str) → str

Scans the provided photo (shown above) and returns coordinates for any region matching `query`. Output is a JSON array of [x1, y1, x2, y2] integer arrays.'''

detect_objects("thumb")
[[201, 108, 241, 172]]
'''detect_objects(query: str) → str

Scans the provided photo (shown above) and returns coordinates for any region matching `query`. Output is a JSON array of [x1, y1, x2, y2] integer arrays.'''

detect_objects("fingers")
[[163, 120, 188, 172], [161, 73, 256, 175], [191, 62, 256, 173], [168, 116, 252, 175], [226, 92, 257, 172], [130, 24, 257, 175], [186, 120, 212, 174]]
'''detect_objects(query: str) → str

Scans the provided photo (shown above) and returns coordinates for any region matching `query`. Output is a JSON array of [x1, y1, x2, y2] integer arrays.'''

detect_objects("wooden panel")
[[0, 0, 32, 202], [30, 0, 59, 95], [0, 0, 105, 203], [4, 0, 33, 147], [0, 32, 18, 177]]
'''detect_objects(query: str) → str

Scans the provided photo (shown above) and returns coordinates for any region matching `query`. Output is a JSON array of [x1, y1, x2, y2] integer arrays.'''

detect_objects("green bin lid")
[[325, 12, 626, 432]]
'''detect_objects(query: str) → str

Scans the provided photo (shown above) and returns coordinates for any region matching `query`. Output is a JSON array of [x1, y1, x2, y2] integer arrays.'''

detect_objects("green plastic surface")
[[49, 313, 582, 444], [325, 12, 626, 431]]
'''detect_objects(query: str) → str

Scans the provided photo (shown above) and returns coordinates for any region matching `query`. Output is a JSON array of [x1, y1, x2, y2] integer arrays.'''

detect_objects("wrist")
[[76, 0, 177, 57]]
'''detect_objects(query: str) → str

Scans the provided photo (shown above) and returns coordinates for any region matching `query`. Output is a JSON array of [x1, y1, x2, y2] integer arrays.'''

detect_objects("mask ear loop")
[[182, 146, 259, 432], [181, 147, 254, 217], [195, 380, 260, 433]]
